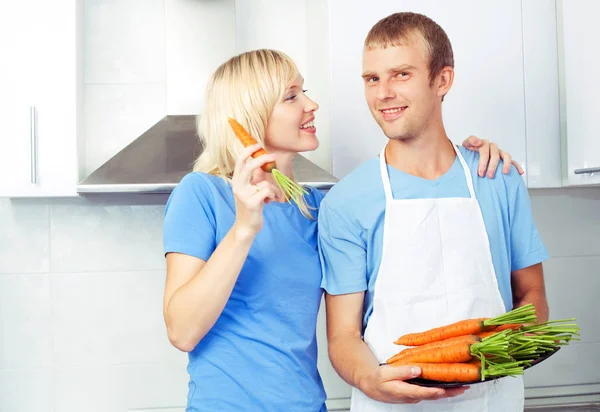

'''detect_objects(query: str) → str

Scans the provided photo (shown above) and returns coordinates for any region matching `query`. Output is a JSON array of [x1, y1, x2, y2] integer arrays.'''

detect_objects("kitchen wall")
[[83, 0, 332, 179], [83, 0, 236, 176], [2, 188, 600, 411]]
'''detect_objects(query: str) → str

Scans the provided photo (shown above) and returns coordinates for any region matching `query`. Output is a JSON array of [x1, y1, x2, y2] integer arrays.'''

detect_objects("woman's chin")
[[299, 136, 320, 152]]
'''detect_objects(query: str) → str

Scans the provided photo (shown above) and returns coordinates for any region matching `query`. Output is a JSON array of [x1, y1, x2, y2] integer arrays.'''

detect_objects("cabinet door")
[[558, 0, 600, 186], [329, 0, 528, 181], [0, 1, 80, 198], [522, 0, 562, 188], [0, 2, 38, 196]]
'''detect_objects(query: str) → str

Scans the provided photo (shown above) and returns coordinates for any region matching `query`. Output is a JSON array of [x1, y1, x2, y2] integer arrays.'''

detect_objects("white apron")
[[350, 145, 524, 412]]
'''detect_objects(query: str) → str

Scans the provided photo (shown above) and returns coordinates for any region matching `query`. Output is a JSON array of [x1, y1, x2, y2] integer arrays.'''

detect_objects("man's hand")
[[359, 364, 469, 404]]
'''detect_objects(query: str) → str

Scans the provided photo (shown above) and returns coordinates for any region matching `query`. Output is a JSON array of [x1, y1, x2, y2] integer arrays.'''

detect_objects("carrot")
[[387, 335, 480, 364], [493, 323, 522, 332], [395, 356, 526, 383], [396, 362, 482, 383], [227, 117, 276, 173], [394, 304, 537, 346], [227, 117, 309, 204], [476, 324, 524, 339], [390, 341, 474, 364], [395, 318, 493, 346], [390, 332, 511, 365], [475, 331, 498, 339]]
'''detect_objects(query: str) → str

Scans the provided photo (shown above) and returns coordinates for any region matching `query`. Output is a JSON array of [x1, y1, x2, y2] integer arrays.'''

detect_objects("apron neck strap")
[[452, 144, 476, 199], [379, 147, 393, 201], [379, 143, 477, 200]]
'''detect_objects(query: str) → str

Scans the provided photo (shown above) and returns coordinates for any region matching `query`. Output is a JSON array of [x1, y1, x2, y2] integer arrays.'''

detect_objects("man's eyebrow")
[[390, 65, 418, 72], [361, 65, 418, 79], [361, 71, 377, 79]]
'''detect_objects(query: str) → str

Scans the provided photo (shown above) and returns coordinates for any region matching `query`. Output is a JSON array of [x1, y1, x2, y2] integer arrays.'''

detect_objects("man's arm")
[[325, 292, 468, 404], [511, 262, 549, 322]]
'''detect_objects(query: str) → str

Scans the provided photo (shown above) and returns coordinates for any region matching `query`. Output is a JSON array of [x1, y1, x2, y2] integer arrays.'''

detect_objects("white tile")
[[234, 0, 307, 73], [49, 198, 166, 273], [84, 0, 165, 84], [115, 363, 188, 410], [84, 83, 166, 175], [0, 199, 49, 274], [542, 257, 600, 343], [165, 0, 235, 114], [54, 364, 188, 412], [316, 297, 352, 400], [0, 367, 53, 412], [51, 271, 185, 366], [54, 366, 117, 412], [524, 342, 600, 388], [0, 275, 52, 368], [530, 188, 600, 258]]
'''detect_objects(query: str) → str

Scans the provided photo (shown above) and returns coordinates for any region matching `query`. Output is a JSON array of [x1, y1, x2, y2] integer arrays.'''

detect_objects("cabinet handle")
[[574, 167, 600, 175], [29, 106, 37, 184]]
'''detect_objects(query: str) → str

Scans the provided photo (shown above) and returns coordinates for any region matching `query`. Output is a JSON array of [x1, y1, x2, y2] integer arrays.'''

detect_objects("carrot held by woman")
[[228, 117, 308, 205]]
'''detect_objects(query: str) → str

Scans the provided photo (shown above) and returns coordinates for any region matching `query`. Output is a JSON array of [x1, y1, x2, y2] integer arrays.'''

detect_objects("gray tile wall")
[[0, 195, 189, 412], [1, 188, 599, 411]]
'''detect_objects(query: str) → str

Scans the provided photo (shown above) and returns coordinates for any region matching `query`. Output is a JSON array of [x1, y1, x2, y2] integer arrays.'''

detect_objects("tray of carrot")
[[385, 304, 580, 388]]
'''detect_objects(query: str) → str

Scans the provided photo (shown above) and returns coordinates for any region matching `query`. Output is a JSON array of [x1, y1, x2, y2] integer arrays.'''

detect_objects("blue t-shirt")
[[318, 147, 549, 332], [163, 172, 327, 412]]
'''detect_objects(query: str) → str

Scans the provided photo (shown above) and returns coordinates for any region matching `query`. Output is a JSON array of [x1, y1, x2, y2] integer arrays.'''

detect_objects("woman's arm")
[[164, 228, 254, 352], [163, 144, 279, 352]]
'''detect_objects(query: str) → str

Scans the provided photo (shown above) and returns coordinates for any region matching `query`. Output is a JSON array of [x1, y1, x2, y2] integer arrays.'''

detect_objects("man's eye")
[[368, 77, 379, 83]]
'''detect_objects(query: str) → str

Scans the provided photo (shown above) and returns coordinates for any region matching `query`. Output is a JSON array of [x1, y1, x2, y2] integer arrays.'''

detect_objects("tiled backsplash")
[[0, 195, 190, 412], [1, 188, 600, 411], [82, 0, 235, 176]]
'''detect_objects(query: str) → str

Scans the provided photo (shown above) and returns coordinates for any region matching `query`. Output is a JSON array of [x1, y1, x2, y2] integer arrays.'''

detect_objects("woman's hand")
[[461, 136, 525, 178], [231, 144, 280, 238]]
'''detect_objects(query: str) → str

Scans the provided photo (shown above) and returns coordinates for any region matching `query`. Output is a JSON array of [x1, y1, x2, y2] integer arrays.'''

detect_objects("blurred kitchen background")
[[1, 0, 599, 411]]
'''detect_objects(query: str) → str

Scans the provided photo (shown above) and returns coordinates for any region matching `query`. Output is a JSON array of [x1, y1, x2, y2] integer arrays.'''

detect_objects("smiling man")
[[318, 12, 549, 411]]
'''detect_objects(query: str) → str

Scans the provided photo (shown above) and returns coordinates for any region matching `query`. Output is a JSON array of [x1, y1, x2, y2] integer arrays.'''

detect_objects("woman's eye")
[[285, 94, 297, 101]]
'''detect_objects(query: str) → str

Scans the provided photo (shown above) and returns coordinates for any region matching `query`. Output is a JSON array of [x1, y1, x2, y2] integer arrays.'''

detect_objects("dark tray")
[[401, 346, 561, 388]]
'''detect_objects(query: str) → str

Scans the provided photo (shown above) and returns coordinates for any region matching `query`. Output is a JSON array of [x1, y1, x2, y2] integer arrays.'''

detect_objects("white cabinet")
[[0, 1, 82, 198], [522, 0, 562, 188], [557, 0, 600, 186]]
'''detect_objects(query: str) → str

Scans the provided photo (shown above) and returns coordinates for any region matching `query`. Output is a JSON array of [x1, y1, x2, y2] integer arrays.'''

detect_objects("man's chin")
[[382, 127, 409, 140]]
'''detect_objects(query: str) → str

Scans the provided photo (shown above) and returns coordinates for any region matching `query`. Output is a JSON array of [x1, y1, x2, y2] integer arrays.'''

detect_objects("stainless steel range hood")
[[77, 115, 338, 194]]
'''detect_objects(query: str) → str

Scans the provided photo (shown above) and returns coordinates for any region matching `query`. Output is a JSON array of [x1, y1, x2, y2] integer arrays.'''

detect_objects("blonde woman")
[[162, 49, 520, 411]]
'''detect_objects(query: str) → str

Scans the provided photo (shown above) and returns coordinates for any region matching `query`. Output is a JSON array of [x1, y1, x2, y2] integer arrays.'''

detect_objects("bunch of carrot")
[[227, 117, 308, 205], [386, 304, 580, 383]]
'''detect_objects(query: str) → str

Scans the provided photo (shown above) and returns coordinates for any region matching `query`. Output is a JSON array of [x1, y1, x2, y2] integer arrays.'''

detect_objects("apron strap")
[[379, 143, 476, 200], [452, 144, 477, 199], [379, 147, 393, 201]]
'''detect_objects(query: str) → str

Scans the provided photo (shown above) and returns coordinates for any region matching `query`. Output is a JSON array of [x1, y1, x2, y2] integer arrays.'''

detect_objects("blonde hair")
[[193, 49, 314, 219]]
